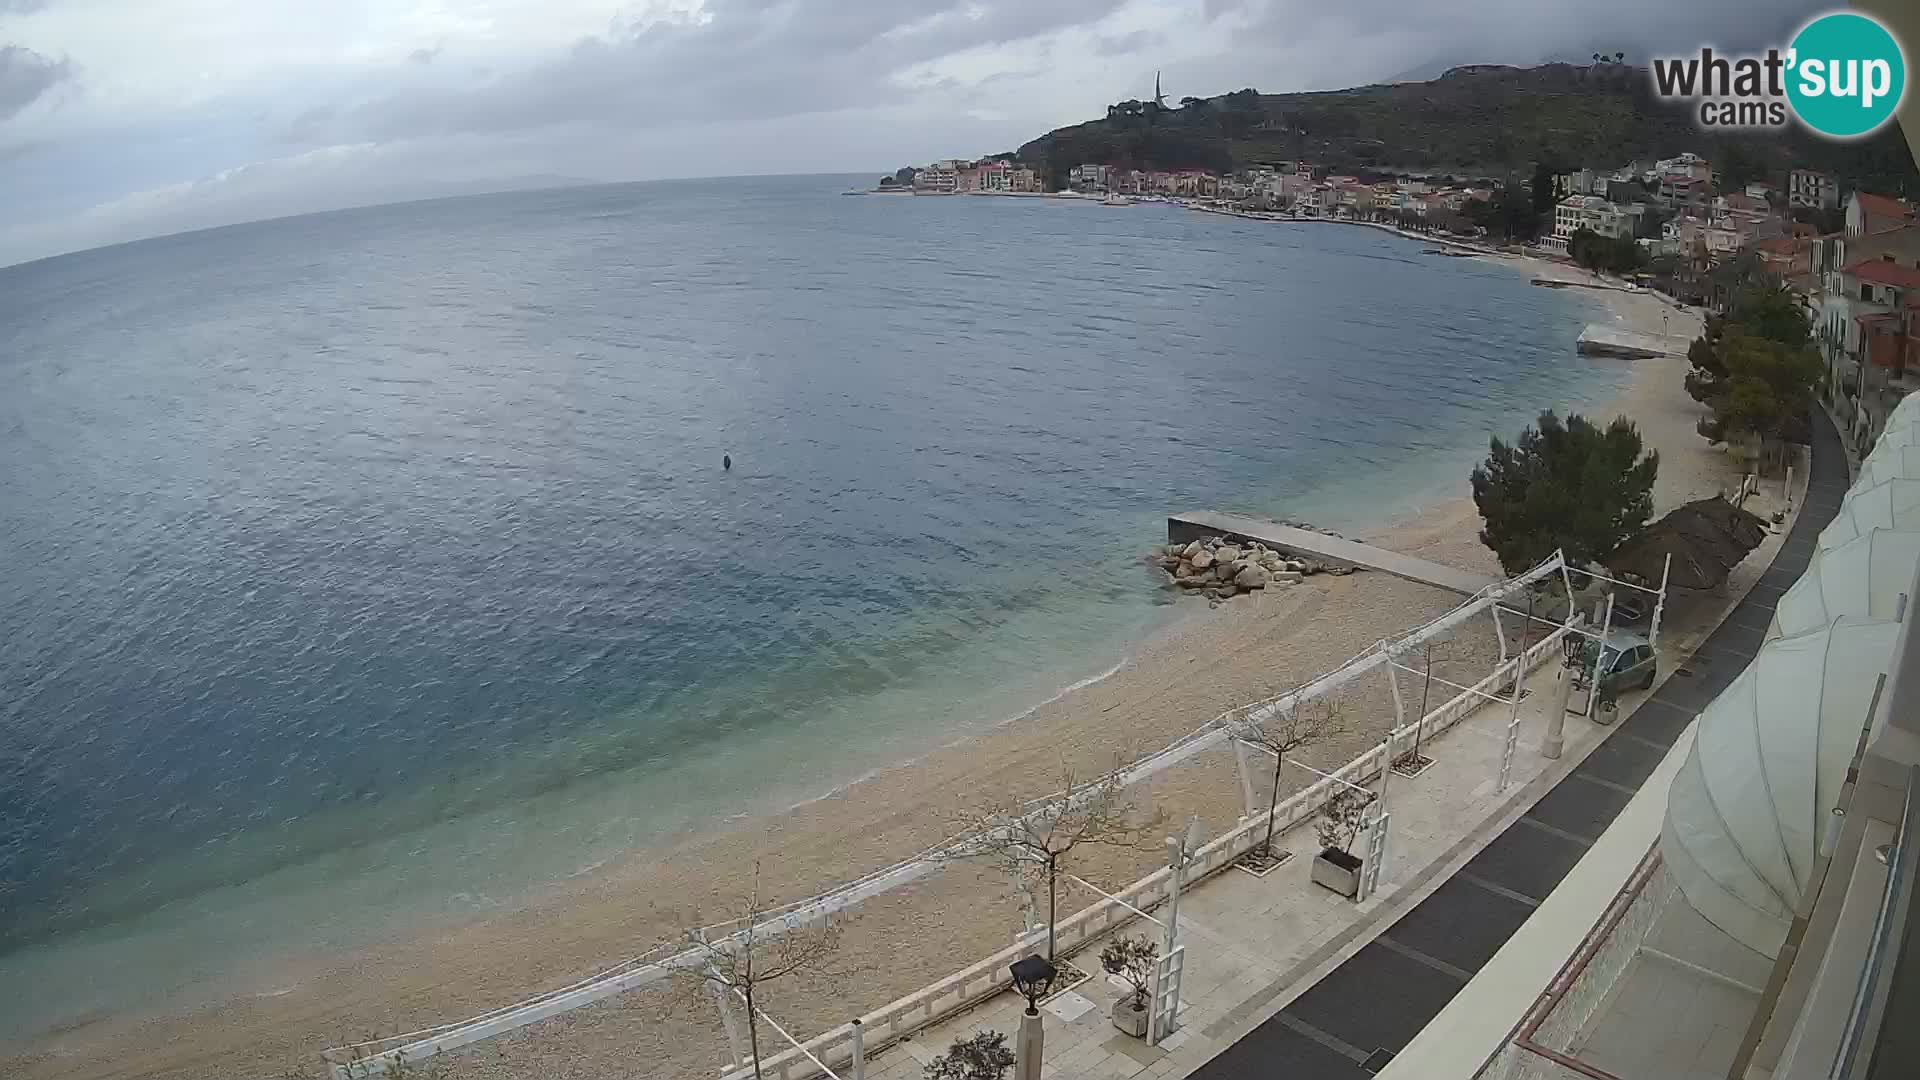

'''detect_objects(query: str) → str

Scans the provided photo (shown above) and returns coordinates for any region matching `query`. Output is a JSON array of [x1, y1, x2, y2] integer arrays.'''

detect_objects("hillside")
[[1016, 63, 1918, 192]]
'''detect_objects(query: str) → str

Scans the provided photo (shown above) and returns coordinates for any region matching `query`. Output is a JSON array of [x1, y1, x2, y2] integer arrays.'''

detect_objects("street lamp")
[[1009, 954, 1057, 1080]]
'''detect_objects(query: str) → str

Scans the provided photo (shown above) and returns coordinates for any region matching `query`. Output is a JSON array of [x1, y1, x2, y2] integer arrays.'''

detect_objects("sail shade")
[[1661, 617, 1899, 956]]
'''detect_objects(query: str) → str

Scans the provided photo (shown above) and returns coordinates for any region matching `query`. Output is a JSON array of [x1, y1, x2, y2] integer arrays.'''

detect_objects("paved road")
[[1190, 407, 1849, 1078]]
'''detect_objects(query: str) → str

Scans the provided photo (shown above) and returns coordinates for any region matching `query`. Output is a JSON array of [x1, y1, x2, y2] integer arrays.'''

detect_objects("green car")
[[1571, 632, 1659, 705]]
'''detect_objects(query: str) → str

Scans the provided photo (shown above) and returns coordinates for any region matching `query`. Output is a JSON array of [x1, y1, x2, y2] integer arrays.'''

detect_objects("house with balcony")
[[1548, 195, 1634, 250], [913, 161, 959, 193], [1067, 164, 1112, 192], [1790, 168, 1839, 210]]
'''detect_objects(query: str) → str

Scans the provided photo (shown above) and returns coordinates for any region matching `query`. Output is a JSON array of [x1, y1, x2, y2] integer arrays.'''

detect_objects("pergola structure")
[[320, 550, 1613, 1078]]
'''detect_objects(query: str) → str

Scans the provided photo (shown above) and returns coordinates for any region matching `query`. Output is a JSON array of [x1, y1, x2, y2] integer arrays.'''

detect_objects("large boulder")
[[1191, 548, 1215, 570], [1182, 541, 1205, 559], [1215, 545, 1242, 564], [1235, 564, 1271, 589]]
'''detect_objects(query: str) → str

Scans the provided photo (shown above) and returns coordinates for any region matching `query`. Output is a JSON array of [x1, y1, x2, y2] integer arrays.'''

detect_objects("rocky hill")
[[1016, 63, 1917, 192]]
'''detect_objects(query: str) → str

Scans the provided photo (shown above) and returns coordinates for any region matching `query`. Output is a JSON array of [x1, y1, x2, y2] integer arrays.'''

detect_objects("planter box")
[[1311, 847, 1363, 899], [1111, 997, 1150, 1038]]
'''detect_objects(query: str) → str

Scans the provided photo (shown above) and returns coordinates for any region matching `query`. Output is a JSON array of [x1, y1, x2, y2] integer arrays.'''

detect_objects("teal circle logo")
[[1787, 12, 1907, 138]]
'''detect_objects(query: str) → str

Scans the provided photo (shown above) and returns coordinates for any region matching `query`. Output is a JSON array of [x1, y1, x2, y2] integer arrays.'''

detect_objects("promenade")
[[855, 409, 1840, 1080]]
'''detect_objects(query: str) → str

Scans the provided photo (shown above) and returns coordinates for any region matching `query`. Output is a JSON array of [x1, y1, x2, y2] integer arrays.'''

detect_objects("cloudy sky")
[[0, 0, 1818, 266]]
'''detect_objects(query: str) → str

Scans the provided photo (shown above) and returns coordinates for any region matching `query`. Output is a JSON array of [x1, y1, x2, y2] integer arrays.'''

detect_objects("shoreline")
[[0, 233, 1723, 1080]]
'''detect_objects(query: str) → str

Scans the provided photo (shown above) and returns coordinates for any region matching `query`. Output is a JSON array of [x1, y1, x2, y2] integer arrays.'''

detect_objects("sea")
[[0, 175, 1617, 1038]]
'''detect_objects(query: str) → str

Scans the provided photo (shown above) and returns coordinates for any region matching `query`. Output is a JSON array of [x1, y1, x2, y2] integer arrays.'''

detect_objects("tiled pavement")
[[1186, 407, 1849, 1078]]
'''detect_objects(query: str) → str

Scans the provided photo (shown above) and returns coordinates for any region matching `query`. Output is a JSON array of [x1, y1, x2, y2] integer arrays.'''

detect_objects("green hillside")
[[1016, 63, 1917, 192]]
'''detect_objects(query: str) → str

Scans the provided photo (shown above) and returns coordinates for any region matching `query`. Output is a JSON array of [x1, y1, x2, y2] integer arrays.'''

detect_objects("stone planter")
[[1311, 847, 1363, 899], [1111, 997, 1150, 1038]]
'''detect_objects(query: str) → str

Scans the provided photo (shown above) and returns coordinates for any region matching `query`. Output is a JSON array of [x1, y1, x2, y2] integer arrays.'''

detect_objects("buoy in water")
[[723, 454, 732, 471]]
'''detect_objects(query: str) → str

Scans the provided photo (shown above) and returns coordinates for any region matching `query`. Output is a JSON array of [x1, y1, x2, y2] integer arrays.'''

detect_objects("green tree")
[[1696, 333, 1823, 449], [1471, 411, 1660, 574], [1531, 162, 1557, 216]]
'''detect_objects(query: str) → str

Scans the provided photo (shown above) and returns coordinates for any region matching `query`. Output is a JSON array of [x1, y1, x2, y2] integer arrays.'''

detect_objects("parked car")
[[1571, 631, 1659, 706]]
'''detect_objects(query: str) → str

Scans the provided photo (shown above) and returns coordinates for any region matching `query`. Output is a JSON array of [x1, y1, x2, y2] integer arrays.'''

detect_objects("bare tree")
[[947, 763, 1161, 962], [1234, 693, 1348, 864], [673, 864, 845, 1080], [1397, 638, 1461, 771]]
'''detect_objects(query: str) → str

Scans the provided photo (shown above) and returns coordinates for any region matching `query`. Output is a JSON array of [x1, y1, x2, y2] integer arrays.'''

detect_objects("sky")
[[0, 0, 1822, 267]]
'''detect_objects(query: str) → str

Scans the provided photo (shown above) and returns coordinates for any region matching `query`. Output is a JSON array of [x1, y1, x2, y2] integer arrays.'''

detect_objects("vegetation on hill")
[[1017, 63, 1918, 192]]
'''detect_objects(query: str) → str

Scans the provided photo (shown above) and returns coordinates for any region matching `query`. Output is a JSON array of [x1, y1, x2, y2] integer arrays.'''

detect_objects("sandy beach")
[[2, 248, 1751, 1080]]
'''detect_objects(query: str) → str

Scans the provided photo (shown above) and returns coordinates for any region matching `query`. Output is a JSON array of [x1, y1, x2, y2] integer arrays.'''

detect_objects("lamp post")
[[1009, 954, 1057, 1080]]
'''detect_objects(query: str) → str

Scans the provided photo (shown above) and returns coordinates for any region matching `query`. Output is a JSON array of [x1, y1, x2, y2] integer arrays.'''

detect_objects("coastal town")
[[883, 150, 1915, 460]]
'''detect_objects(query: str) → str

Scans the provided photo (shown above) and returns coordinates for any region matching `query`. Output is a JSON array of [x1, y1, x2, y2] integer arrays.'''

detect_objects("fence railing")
[[721, 624, 1575, 1080], [1477, 845, 1673, 1080]]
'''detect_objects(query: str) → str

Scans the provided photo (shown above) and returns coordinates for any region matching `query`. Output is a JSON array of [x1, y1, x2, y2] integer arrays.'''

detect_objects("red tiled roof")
[[1843, 258, 1920, 288], [1754, 237, 1797, 255], [1857, 192, 1911, 218]]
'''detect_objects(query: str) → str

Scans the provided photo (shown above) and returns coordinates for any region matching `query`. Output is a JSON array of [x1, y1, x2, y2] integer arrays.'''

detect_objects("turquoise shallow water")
[[0, 176, 1615, 1035]]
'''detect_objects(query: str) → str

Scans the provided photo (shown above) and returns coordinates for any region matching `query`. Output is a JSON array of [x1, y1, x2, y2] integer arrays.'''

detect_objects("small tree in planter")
[[948, 761, 1162, 969], [1232, 693, 1347, 874], [1310, 788, 1376, 899], [925, 1030, 1016, 1080], [1099, 936, 1159, 1037]]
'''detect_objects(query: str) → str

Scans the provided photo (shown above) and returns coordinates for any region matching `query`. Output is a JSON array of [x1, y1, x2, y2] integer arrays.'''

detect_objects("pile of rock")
[[1151, 536, 1342, 602]]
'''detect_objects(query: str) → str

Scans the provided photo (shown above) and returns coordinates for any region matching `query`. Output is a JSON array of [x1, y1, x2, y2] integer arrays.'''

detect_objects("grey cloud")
[[0, 45, 69, 121], [0, 0, 49, 13], [300, 0, 1129, 145], [408, 46, 439, 65], [1094, 30, 1164, 57]]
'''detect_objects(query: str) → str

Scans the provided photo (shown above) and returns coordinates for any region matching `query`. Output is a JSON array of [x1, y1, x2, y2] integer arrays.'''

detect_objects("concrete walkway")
[[1167, 512, 1499, 597], [855, 648, 1641, 1080]]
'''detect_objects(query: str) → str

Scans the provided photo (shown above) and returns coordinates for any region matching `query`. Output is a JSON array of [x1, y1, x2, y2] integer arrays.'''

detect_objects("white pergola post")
[[707, 966, 747, 1071], [1383, 641, 1408, 755], [1649, 553, 1673, 652], [1499, 657, 1524, 790], [849, 1019, 865, 1080], [1544, 660, 1572, 759], [1231, 738, 1260, 819], [1586, 593, 1616, 719], [1491, 605, 1509, 668]]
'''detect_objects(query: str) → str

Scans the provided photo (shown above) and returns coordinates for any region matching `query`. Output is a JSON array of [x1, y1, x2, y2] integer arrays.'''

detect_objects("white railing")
[[718, 622, 1576, 1080], [323, 553, 1574, 1077], [1478, 847, 1675, 1080]]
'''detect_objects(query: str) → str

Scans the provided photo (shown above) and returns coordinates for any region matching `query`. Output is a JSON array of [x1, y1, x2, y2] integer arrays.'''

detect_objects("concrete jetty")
[[1168, 511, 1500, 596], [1575, 323, 1678, 359]]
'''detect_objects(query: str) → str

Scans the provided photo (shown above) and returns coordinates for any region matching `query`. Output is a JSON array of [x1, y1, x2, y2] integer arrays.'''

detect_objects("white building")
[[914, 161, 959, 194], [1790, 168, 1839, 210], [1552, 194, 1633, 242]]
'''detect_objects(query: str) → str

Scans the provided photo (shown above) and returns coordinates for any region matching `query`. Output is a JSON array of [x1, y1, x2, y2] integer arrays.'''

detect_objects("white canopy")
[[1882, 392, 1920, 432], [1855, 444, 1920, 489], [1817, 478, 1920, 550], [1662, 617, 1899, 956], [1770, 529, 1920, 638]]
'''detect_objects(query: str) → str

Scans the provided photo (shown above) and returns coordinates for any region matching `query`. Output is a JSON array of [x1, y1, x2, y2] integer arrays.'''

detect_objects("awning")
[[1770, 528, 1920, 638], [1817, 478, 1920, 550], [1662, 617, 1900, 956]]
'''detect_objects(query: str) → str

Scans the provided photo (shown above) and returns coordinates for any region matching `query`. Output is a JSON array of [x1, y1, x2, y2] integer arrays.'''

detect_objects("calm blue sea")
[[0, 176, 1613, 1034]]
